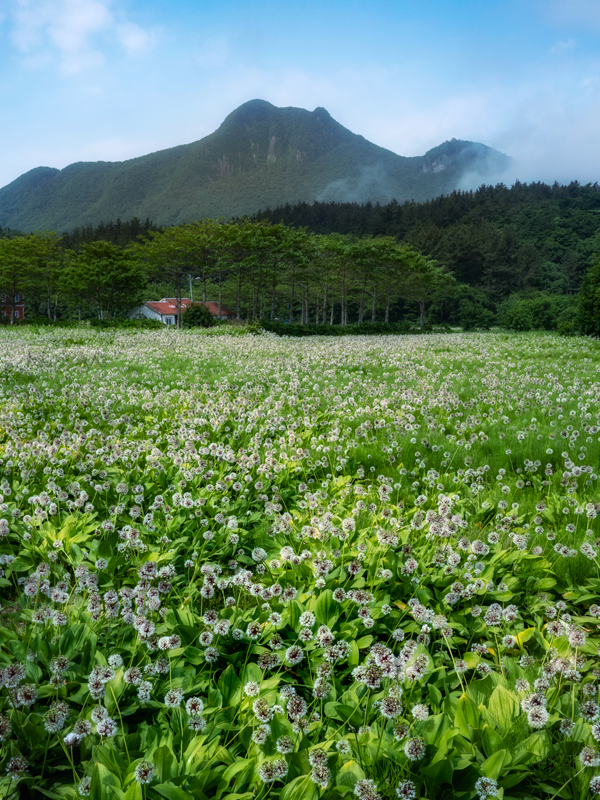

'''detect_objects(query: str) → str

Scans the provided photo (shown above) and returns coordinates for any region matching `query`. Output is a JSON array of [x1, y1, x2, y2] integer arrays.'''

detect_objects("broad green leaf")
[[122, 786, 143, 800], [90, 764, 121, 800], [154, 785, 195, 800], [516, 627, 535, 646], [154, 745, 175, 783], [336, 760, 365, 789], [222, 759, 252, 783], [218, 664, 242, 706], [421, 757, 454, 794], [455, 694, 481, 740], [481, 724, 504, 758], [419, 713, 450, 747], [480, 749, 510, 780], [315, 590, 340, 628], [485, 685, 520, 736], [280, 775, 318, 800]]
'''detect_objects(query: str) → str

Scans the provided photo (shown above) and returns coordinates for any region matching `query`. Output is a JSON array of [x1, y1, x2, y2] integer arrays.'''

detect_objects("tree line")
[[0, 221, 452, 328], [252, 181, 600, 299]]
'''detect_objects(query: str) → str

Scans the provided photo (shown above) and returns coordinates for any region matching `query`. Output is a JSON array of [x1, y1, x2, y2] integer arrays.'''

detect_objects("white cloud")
[[549, 38, 577, 54], [7, 0, 156, 75], [116, 21, 156, 56], [541, 0, 600, 29]]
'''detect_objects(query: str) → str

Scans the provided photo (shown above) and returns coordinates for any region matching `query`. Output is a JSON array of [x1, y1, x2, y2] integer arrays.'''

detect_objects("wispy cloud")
[[548, 38, 577, 54], [543, 0, 600, 29], [7, 0, 156, 75]]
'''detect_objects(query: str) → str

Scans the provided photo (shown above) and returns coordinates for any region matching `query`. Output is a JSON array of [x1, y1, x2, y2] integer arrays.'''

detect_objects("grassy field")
[[1, 328, 600, 800]]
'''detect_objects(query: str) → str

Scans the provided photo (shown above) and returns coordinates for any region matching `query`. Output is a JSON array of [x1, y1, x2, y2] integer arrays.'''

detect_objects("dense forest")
[[1, 180, 599, 333], [253, 180, 600, 296]]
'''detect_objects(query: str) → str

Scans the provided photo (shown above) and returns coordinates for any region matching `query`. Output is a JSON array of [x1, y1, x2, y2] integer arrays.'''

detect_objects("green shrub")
[[258, 320, 428, 337], [578, 256, 600, 337], [459, 300, 496, 330], [89, 318, 164, 330], [499, 293, 578, 332], [181, 303, 217, 328]]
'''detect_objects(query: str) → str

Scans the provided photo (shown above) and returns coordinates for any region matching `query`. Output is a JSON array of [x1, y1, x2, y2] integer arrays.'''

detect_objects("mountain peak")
[[0, 101, 512, 231], [422, 138, 512, 175]]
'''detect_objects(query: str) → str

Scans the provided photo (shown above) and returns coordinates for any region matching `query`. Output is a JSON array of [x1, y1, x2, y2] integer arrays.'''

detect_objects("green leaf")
[[122, 786, 143, 800], [485, 686, 520, 736], [280, 775, 318, 800], [455, 694, 481, 740], [218, 664, 242, 707], [222, 760, 252, 783], [336, 760, 365, 789], [516, 627, 535, 646], [419, 713, 450, 747], [154, 785, 195, 800], [421, 757, 454, 794], [315, 590, 340, 628], [481, 724, 504, 758], [480, 749, 509, 780], [90, 764, 121, 800], [348, 640, 360, 668], [154, 745, 175, 783], [183, 646, 204, 665], [512, 730, 553, 765], [428, 683, 443, 709]]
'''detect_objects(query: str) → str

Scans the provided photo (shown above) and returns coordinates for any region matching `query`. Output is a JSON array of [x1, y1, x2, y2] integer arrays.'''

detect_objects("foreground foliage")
[[1, 329, 600, 800]]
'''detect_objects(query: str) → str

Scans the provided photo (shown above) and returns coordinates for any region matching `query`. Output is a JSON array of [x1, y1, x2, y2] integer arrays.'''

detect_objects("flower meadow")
[[1, 328, 600, 800]]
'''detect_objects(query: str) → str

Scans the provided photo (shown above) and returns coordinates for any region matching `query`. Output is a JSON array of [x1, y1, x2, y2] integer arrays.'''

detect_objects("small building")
[[128, 298, 235, 325], [1, 292, 25, 322]]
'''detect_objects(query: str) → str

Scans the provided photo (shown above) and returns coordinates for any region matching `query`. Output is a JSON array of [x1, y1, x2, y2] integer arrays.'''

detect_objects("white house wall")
[[128, 305, 162, 321]]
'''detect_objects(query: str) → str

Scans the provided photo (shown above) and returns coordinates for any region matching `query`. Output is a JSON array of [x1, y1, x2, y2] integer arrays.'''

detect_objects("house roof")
[[145, 299, 193, 316], [144, 299, 235, 317], [204, 301, 235, 317]]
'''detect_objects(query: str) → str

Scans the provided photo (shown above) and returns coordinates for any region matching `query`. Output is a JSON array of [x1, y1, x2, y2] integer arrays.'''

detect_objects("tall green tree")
[[578, 255, 600, 337], [0, 237, 32, 324], [68, 241, 147, 320]]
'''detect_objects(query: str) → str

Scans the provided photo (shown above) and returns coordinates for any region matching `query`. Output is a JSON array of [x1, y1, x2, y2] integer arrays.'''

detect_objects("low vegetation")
[[1, 329, 600, 799]]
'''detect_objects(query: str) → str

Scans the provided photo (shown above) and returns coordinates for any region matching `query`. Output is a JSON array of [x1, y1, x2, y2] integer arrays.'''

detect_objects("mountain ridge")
[[0, 99, 512, 232]]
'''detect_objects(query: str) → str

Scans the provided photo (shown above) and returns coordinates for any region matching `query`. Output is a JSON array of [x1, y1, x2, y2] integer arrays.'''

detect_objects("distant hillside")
[[0, 99, 512, 232]]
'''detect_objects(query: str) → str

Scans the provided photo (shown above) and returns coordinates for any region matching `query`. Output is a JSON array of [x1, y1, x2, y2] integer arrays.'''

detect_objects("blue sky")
[[2, 0, 600, 190]]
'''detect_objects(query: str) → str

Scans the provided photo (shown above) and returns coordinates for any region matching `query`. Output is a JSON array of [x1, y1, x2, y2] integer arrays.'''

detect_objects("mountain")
[[0, 99, 512, 232]]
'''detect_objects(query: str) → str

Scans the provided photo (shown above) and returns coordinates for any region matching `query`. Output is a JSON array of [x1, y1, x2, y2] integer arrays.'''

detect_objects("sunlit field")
[[2, 328, 600, 800]]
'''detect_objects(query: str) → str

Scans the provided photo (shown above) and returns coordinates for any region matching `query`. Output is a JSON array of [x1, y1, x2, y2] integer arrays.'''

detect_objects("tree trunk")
[[218, 273, 222, 319], [358, 280, 365, 325], [303, 283, 309, 324], [330, 301, 334, 325], [270, 277, 276, 320], [371, 283, 377, 323], [341, 275, 346, 327], [236, 268, 242, 320], [385, 278, 391, 324], [289, 279, 295, 322], [322, 286, 328, 324], [53, 292, 59, 322]]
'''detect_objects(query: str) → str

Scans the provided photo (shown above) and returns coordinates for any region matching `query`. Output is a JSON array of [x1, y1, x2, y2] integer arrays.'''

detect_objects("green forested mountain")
[[0, 99, 510, 232]]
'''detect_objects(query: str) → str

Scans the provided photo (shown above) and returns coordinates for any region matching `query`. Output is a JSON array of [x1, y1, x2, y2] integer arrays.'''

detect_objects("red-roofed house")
[[1, 292, 25, 322], [129, 298, 235, 325]]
